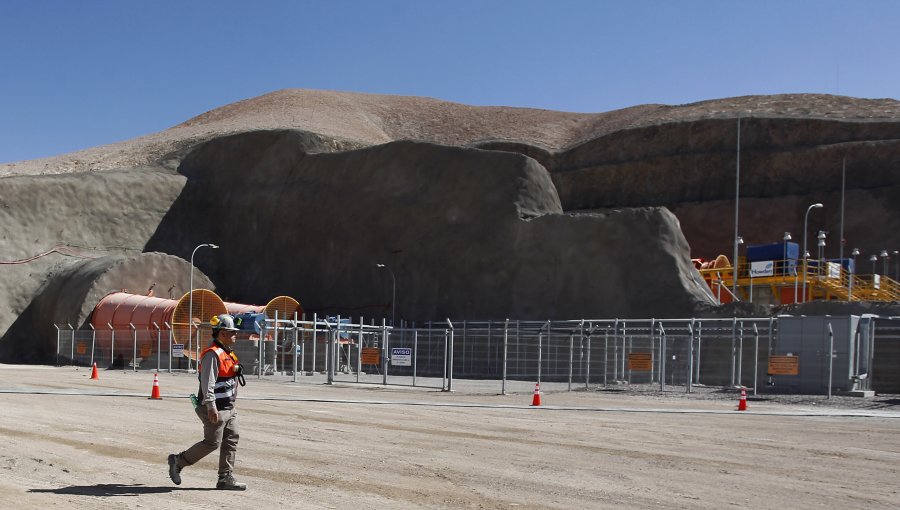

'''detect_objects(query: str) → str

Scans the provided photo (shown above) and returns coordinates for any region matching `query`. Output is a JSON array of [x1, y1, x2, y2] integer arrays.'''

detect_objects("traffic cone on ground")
[[531, 382, 542, 406], [737, 386, 747, 411], [90, 362, 99, 380], [149, 373, 162, 400]]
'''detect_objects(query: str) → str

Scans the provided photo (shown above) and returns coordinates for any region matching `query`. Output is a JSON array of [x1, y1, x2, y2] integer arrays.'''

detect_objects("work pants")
[[177, 406, 239, 477]]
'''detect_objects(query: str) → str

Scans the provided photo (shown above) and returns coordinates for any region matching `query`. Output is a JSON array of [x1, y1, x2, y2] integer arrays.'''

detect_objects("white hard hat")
[[211, 314, 239, 331]]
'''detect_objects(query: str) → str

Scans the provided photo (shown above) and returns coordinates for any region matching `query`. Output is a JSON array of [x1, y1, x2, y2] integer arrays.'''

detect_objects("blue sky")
[[1, 0, 897, 163]]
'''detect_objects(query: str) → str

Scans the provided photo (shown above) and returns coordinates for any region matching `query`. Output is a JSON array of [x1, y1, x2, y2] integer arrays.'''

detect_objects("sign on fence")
[[361, 347, 381, 366], [768, 355, 799, 375], [628, 352, 653, 371], [140, 343, 152, 357], [172, 343, 184, 358], [391, 347, 411, 366], [76, 342, 87, 355]]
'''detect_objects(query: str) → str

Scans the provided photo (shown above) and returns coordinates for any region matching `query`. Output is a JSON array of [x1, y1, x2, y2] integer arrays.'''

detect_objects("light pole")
[[870, 254, 877, 277], [849, 248, 859, 301], [880, 250, 889, 278], [189, 243, 218, 369], [894, 250, 899, 281], [817, 231, 827, 281], [782, 232, 792, 276], [732, 236, 743, 297], [732, 115, 743, 298], [801, 203, 824, 303], [376, 263, 396, 327]]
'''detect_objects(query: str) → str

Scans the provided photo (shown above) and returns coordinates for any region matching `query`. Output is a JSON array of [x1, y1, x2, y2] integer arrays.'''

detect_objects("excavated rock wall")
[[143, 130, 714, 323], [547, 117, 900, 258], [1, 253, 213, 362]]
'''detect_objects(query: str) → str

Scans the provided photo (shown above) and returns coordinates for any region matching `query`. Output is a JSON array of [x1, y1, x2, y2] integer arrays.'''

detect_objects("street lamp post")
[[894, 250, 899, 281], [189, 243, 218, 370], [376, 263, 396, 327], [733, 114, 742, 298], [849, 248, 859, 301], [880, 250, 889, 278], [870, 254, 878, 278], [817, 232, 826, 291], [783, 232, 792, 277], [801, 203, 824, 303]]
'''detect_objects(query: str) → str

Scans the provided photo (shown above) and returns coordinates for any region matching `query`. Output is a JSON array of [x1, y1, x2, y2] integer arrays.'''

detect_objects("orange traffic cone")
[[737, 386, 747, 411], [90, 362, 99, 380], [531, 382, 542, 406], [149, 373, 162, 400]]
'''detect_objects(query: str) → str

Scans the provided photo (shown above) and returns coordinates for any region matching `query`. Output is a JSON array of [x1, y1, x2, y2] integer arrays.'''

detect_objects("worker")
[[168, 313, 247, 490]]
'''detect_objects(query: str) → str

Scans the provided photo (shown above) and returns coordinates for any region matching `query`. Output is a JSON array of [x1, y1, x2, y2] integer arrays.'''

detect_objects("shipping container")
[[746, 242, 799, 262]]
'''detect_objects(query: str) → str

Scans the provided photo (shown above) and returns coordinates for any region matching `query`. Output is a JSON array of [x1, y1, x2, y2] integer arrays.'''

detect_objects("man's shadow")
[[29, 483, 216, 496]]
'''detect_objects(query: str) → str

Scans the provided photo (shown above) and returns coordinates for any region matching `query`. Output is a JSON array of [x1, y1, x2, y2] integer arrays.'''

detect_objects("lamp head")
[[376, 263, 385, 268], [870, 255, 878, 262], [880, 250, 888, 257], [813, 203, 823, 209], [851, 248, 860, 256], [783, 232, 792, 241]]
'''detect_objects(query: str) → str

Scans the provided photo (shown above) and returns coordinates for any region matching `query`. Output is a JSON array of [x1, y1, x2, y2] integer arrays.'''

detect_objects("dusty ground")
[[1, 365, 899, 509]]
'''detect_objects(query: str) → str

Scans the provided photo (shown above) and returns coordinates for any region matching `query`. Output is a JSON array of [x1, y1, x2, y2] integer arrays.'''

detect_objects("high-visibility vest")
[[198, 342, 239, 410]]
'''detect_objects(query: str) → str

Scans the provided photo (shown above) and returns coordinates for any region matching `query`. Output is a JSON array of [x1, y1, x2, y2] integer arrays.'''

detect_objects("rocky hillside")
[[1, 89, 898, 361]]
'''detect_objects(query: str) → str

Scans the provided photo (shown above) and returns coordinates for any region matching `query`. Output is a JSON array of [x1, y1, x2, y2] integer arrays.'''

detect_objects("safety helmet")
[[210, 313, 240, 331]]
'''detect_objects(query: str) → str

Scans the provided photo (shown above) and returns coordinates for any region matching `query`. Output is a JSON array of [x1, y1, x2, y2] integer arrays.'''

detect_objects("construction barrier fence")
[[54, 315, 900, 394]]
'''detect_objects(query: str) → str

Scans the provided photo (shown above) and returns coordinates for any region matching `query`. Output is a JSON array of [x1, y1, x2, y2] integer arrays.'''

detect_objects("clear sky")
[[1, 0, 897, 163]]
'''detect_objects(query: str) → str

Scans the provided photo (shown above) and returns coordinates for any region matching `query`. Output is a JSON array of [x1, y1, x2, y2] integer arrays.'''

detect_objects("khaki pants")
[[177, 407, 239, 477]]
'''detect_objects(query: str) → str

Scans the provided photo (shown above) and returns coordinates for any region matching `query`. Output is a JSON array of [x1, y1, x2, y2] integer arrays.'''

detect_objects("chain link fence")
[[54, 315, 900, 394]]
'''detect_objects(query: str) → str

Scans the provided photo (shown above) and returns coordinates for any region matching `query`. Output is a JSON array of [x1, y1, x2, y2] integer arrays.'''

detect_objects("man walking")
[[168, 313, 247, 490]]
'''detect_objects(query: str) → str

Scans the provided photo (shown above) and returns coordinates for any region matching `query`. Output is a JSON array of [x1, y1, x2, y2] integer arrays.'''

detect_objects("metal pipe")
[[292, 312, 298, 383], [153, 322, 161, 372], [129, 323, 137, 373], [445, 318, 454, 392], [164, 322, 171, 373], [54, 325, 61, 367], [752, 323, 759, 396], [686, 321, 694, 394], [658, 322, 667, 392], [502, 319, 509, 395], [568, 333, 574, 392], [585, 322, 592, 389], [108, 323, 114, 370], [827, 322, 834, 399], [378, 317, 387, 385], [89, 323, 96, 369], [312, 313, 317, 374]]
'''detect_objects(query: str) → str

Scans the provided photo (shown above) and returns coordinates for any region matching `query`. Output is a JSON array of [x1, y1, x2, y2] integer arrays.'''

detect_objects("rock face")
[[1, 252, 212, 362], [146, 130, 715, 321], [1, 89, 898, 362]]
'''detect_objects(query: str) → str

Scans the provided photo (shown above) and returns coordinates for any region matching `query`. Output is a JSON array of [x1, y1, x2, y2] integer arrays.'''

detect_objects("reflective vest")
[[199, 342, 239, 410]]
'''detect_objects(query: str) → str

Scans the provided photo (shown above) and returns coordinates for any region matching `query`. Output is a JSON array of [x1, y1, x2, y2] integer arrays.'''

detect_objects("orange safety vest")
[[198, 341, 240, 410]]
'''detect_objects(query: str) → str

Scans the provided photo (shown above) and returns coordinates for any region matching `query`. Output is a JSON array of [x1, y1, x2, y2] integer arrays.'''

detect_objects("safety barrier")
[[54, 315, 900, 394]]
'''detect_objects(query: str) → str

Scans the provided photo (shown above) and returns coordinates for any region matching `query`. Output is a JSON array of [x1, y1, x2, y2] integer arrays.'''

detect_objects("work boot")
[[216, 473, 247, 491], [167, 454, 182, 485]]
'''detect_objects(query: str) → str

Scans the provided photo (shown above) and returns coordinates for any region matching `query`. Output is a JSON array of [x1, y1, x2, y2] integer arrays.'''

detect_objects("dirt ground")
[[1, 365, 899, 509]]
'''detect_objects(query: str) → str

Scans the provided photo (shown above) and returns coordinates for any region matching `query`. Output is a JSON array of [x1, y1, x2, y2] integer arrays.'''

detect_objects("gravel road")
[[1, 365, 898, 509]]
